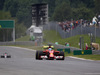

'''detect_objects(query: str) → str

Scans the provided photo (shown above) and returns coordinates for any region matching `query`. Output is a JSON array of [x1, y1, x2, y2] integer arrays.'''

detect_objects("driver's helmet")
[[5, 52, 7, 54], [48, 48, 52, 51]]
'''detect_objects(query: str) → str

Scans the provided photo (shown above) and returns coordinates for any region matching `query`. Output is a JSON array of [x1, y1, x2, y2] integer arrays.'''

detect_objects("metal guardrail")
[[43, 22, 100, 38], [0, 41, 35, 46]]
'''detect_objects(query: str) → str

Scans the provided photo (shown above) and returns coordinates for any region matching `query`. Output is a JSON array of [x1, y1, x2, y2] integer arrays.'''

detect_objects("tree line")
[[0, 0, 100, 41]]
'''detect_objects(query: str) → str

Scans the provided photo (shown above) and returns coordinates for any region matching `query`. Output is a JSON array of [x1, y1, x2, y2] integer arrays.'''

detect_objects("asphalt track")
[[0, 46, 100, 75]]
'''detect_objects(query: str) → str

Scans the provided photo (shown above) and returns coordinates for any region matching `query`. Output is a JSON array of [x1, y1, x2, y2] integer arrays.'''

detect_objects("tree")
[[3, 0, 18, 17], [0, 11, 11, 19], [0, 0, 5, 10], [52, 2, 72, 21], [2, 0, 96, 24], [70, 0, 82, 8], [15, 23, 27, 39], [15, 0, 32, 27], [94, 0, 100, 14], [72, 7, 94, 20], [81, 0, 94, 8]]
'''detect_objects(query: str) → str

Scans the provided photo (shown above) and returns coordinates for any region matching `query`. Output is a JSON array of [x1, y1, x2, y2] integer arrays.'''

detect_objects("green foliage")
[[0, 0, 5, 10], [72, 7, 94, 20], [15, 23, 27, 39], [52, 2, 72, 21], [94, 0, 100, 14], [70, 0, 94, 8], [16, 0, 32, 27], [52, 0, 95, 21], [3, 0, 34, 27], [55, 0, 70, 6], [3, 0, 18, 17], [15, 35, 30, 41], [0, 11, 12, 19], [82, 0, 95, 8], [70, 0, 84, 8], [1, 0, 98, 24]]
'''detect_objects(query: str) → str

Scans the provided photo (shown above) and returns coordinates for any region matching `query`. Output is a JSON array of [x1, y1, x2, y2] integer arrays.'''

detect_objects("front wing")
[[40, 55, 64, 59]]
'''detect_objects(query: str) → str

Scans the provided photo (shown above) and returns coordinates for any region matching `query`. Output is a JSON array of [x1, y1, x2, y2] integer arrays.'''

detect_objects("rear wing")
[[43, 46, 54, 49]]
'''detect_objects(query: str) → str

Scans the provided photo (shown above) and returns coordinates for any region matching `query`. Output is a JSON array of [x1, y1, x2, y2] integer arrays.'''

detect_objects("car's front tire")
[[56, 51, 65, 60], [36, 51, 43, 60], [7, 55, 11, 58], [1, 56, 4, 58]]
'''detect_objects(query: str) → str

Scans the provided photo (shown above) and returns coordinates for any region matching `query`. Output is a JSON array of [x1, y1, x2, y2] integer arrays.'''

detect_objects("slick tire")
[[7, 55, 11, 58], [36, 51, 39, 60], [57, 51, 65, 60], [60, 51, 65, 60], [36, 51, 43, 60], [38, 51, 43, 60], [1, 56, 5, 58]]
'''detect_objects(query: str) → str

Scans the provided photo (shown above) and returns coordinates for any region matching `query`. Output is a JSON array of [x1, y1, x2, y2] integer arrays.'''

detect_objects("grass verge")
[[15, 35, 30, 41], [43, 30, 100, 49], [65, 52, 100, 60]]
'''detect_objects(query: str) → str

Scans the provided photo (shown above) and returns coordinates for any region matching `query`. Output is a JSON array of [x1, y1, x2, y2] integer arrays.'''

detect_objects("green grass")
[[74, 55, 100, 60], [43, 30, 100, 49], [43, 30, 61, 44], [16, 35, 30, 41], [65, 52, 100, 60]]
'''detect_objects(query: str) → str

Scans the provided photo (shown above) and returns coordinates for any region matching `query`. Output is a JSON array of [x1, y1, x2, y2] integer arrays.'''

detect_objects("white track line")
[[85, 73, 100, 75], [68, 56, 94, 61]]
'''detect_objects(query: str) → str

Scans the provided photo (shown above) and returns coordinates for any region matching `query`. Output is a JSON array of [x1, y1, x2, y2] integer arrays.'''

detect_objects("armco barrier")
[[0, 41, 35, 46], [73, 50, 82, 55], [65, 48, 70, 53], [84, 50, 92, 55], [73, 50, 92, 55], [57, 48, 71, 53], [57, 49, 63, 51]]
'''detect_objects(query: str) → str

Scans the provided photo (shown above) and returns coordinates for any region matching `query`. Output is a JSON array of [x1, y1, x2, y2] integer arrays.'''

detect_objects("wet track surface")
[[0, 46, 100, 75]]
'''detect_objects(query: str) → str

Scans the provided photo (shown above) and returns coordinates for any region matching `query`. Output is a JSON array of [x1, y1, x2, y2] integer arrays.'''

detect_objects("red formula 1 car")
[[36, 48, 65, 60]]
